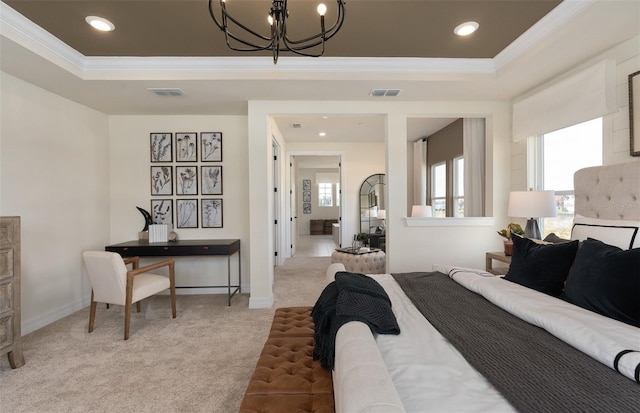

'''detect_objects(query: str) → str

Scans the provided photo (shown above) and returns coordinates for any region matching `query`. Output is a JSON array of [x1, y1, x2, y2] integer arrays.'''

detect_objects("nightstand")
[[485, 252, 512, 275]]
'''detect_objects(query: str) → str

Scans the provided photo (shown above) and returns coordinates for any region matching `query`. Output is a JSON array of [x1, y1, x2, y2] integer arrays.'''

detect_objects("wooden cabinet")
[[0, 216, 24, 368]]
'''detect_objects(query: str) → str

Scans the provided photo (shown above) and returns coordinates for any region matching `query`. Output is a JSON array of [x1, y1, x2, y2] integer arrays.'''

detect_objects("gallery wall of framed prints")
[[149, 132, 223, 228]]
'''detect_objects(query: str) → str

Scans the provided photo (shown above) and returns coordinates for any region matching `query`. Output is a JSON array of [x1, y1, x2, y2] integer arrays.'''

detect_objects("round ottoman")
[[330, 250, 386, 274]]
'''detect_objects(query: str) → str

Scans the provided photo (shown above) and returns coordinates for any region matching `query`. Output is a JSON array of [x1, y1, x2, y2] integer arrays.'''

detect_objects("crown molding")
[[1, 0, 580, 81]]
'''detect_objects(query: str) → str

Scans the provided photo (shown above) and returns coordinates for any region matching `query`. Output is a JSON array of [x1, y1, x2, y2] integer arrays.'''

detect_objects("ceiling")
[[1, 0, 639, 143]]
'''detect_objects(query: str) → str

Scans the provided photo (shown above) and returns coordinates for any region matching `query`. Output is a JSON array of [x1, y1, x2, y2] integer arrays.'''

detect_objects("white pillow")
[[571, 214, 640, 249]]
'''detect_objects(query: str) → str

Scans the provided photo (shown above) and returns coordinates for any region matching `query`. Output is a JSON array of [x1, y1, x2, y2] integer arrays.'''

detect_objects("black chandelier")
[[208, 0, 346, 64]]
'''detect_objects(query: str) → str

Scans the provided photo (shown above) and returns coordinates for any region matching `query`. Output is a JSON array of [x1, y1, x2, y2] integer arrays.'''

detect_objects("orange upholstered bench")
[[239, 307, 335, 413]]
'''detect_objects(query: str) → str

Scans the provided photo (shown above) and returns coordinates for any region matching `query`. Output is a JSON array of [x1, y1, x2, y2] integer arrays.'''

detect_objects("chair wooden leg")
[[136, 301, 141, 313], [125, 276, 134, 340], [89, 290, 97, 333]]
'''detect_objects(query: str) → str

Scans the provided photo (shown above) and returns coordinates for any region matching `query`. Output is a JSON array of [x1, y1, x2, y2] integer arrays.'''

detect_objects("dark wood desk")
[[105, 239, 241, 305]]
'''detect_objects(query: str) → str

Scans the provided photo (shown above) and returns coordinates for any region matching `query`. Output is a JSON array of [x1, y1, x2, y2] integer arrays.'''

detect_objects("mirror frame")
[[359, 173, 385, 234]]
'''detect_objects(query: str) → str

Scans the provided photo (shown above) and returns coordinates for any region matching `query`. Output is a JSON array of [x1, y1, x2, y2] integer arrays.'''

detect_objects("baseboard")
[[22, 296, 91, 335]]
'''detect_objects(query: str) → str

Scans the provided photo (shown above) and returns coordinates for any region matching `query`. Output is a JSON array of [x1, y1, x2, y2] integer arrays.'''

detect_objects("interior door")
[[289, 157, 297, 256]]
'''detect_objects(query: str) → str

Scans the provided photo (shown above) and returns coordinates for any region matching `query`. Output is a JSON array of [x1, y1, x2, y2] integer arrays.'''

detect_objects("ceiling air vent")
[[369, 89, 401, 97], [147, 88, 186, 97], [291, 123, 302, 129]]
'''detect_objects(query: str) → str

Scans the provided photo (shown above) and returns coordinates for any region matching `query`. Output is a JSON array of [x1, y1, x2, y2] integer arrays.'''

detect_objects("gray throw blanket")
[[392, 271, 640, 413], [312, 271, 400, 369]]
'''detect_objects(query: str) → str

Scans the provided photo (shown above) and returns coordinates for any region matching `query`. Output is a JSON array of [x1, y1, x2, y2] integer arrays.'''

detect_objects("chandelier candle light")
[[208, 0, 346, 64]]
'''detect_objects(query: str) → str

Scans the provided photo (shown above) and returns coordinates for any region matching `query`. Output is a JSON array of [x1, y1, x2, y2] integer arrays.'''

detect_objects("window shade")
[[512, 59, 616, 142]]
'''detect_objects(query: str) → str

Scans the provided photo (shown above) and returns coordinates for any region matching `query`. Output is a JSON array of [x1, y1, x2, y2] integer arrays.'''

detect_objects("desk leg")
[[238, 245, 241, 294], [227, 254, 231, 306]]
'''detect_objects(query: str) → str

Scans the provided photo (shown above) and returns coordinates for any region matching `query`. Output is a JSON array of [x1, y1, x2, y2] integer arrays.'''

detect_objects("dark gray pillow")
[[504, 235, 579, 297], [561, 238, 640, 328]]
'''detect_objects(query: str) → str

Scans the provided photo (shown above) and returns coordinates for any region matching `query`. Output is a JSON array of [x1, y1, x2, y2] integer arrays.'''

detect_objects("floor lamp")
[[507, 190, 557, 239]]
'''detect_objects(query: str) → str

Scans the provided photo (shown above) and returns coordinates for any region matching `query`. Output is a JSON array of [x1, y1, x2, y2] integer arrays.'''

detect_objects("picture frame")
[[302, 179, 311, 190], [201, 165, 223, 195], [150, 199, 173, 225], [201, 132, 222, 162], [150, 166, 173, 195], [629, 71, 640, 157], [176, 166, 198, 195], [150, 133, 173, 162], [303, 190, 311, 202], [176, 199, 198, 228], [202, 199, 223, 228], [303, 202, 311, 214], [175, 132, 197, 162]]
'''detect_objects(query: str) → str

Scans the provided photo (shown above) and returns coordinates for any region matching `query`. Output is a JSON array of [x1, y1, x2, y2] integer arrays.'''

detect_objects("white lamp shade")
[[508, 190, 557, 218], [411, 205, 433, 217], [377, 210, 386, 219]]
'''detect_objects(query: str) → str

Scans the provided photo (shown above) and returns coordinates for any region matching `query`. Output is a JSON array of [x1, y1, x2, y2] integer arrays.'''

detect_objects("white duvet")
[[332, 267, 640, 413]]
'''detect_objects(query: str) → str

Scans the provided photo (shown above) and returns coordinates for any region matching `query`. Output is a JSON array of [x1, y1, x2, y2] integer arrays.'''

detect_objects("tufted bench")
[[239, 307, 335, 413], [330, 250, 386, 274]]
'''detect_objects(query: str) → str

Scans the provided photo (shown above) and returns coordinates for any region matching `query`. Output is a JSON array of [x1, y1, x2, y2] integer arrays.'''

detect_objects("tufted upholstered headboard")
[[574, 161, 640, 221]]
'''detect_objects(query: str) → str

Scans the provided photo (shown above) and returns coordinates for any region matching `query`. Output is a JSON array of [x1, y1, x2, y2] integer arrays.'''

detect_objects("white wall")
[[0, 72, 110, 334], [108, 116, 250, 293]]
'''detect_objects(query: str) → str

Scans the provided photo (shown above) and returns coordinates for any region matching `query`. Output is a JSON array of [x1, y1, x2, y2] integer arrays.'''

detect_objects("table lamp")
[[411, 205, 433, 217], [507, 190, 556, 239]]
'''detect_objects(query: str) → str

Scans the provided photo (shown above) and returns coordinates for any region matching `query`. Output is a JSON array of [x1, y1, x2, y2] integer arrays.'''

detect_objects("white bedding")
[[333, 267, 640, 413]]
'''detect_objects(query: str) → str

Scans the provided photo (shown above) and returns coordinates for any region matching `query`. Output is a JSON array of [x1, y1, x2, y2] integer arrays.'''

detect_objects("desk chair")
[[82, 251, 176, 340]]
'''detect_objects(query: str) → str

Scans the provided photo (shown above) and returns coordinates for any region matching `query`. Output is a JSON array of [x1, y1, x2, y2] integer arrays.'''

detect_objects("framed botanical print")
[[175, 132, 197, 162], [302, 179, 311, 190], [303, 202, 311, 214], [150, 199, 173, 225], [176, 199, 198, 228], [150, 133, 172, 162], [176, 166, 198, 195], [150, 166, 173, 195], [202, 199, 223, 228], [201, 165, 223, 195], [201, 132, 222, 162], [303, 191, 311, 202]]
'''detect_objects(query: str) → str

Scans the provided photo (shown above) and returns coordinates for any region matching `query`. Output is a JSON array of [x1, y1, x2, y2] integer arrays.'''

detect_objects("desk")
[[105, 239, 241, 305], [485, 251, 512, 275]]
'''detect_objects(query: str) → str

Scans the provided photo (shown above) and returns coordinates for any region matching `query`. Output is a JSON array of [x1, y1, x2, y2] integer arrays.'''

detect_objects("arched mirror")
[[359, 174, 385, 234]]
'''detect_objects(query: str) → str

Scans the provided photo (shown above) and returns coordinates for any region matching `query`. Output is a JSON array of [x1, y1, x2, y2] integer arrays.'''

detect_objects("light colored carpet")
[[0, 257, 331, 413]]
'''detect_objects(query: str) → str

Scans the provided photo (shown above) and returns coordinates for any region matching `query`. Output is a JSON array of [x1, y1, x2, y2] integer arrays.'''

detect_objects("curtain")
[[463, 118, 485, 217], [413, 139, 427, 206], [512, 59, 616, 141]]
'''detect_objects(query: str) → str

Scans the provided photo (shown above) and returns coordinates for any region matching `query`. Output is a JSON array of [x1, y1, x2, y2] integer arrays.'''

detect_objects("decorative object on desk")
[[302, 179, 311, 190], [176, 166, 198, 195], [202, 198, 223, 228], [151, 199, 173, 225], [201, 132, 222, 162], [149, 224, 170, 243], [508, 190, 557, 239], [208, 0, 346, 64], [303, 202, 311, 214], [150, 132, 172, 162], [201, 165, 223, 195], [497, 223, 524, 256], [168, 231, 178, 242], [175, 132, 197, 162], [136, 206, 153, 231], [411, 205, 433, 217], [177, 199, 198, 228], [629, 70, 640, 156]]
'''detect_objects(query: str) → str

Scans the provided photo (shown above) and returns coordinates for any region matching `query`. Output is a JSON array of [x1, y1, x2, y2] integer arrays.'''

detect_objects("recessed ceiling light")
[[318, 132, 327, 137], [454, 21, 479, 36], [85, 16, 115, 32]]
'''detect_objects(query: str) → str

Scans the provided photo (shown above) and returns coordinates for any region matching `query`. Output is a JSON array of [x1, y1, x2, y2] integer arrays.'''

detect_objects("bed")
[[322, 161, 640, 413]]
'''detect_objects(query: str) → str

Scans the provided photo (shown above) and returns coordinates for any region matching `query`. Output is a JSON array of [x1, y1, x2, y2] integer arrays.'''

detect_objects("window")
[[533, 118, 602, 238], [431, 162, 446, 217], [318, 183, 333, 206], [453, 156, 464, 217]]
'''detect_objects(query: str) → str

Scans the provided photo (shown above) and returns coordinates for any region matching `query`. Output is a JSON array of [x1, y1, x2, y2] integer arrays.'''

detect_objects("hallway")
[[294, 234, 337, 257]]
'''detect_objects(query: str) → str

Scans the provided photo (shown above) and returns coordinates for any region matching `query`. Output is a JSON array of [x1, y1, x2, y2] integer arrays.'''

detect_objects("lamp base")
[[524, 218, 541, 239]]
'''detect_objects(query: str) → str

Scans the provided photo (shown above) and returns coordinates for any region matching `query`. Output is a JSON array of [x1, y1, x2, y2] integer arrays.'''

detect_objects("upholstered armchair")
[[82, 251, 177, 340]]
